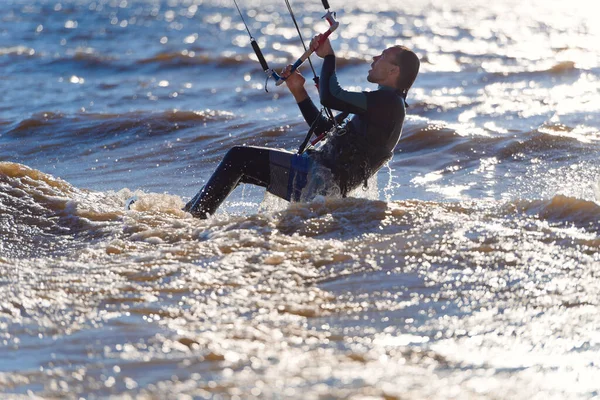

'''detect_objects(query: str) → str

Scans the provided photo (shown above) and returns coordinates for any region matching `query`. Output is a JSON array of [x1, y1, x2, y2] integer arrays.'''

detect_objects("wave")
[[47, 48, 121, 69], [0, 46, 37, 57], [2, 45, 366, 75], [488, 60, 580, 79], [0, 47, 129, 73], [0, 110, 238, 172], [0, 45, 368, 73], [537, 123, 600, 143], [399, 123, 465, 153], [399, 119, 598, 160], [507, 195, 600, 232], [0, 162, 192, 259], [492, 127, 593, 161], [5, 111, 65, 133], [137, 51, 248, 68], [3, 162, 598, 265], [547, 61, 577, 74], [4, 109, 234, 138], [0, 163, 119, 258], [135, 49, 368, 70]]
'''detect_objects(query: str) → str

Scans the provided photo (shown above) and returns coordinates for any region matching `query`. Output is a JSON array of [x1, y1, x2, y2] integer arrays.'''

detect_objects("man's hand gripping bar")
[[275, 11, 339, 86]]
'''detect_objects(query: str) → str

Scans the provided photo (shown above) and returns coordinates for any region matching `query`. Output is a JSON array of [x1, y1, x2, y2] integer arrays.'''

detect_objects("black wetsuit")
[[184, 54, 407, 218], [300, 55, 406, 195]]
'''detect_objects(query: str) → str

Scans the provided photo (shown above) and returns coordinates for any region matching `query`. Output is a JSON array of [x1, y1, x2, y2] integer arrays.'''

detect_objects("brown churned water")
[[1, 0, 599, 398]]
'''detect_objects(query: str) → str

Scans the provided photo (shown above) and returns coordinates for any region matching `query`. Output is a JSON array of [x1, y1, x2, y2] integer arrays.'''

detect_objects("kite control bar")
[[275, 10, 339, 86]]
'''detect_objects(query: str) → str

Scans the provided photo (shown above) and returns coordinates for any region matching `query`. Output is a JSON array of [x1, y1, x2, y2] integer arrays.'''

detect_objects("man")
[[184, 34, 420, 218]]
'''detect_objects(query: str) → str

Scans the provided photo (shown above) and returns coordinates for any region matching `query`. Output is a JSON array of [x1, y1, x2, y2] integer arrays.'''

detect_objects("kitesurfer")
[[184, 35, 420, 218]]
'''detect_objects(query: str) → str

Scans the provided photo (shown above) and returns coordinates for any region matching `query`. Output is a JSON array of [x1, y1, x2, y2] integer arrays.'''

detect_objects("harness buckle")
[[334, 127, 347, 136]]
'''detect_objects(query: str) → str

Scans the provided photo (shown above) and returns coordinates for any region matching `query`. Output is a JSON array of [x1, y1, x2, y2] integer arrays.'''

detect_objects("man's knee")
[[224, 146, 248, 161], [224, 146, 265, 169], [222, 146, 245, 166]]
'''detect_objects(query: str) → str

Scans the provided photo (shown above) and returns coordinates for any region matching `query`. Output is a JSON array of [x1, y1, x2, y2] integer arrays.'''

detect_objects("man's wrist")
[[318, 46, 334, 58], [291, 88, 309, 103]]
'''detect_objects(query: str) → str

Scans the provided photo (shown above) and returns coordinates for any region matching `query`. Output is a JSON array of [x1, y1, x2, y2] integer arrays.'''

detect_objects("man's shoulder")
[[364, 89, 405, 119], [365, 88, 404, 105]]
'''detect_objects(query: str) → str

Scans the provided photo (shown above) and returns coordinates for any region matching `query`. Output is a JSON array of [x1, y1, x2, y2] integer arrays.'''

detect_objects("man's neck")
[[377, 84, 397, 92]]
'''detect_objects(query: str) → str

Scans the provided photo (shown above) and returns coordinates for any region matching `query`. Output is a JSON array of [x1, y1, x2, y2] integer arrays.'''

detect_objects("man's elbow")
[[319, 92, 337, 109]]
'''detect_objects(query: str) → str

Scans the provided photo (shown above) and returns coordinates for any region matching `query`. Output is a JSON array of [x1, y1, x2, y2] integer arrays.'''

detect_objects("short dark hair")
[[392, 46, 420, 97]]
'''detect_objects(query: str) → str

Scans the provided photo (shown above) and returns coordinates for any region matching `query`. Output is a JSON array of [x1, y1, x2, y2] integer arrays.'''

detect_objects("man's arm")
[[282, 65, 333, 133], [319, 55, 367, 114], [310, 35, 367, 114], [298, 97, 333, 131]]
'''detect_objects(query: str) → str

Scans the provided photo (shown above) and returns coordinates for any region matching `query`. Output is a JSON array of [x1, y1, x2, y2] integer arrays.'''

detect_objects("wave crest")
[[0, 46, 36, 57], [0, 163, 125, 258], [5, 109, 234, 137], [137, 51, 248, 68], [508, 195, 600, 232]]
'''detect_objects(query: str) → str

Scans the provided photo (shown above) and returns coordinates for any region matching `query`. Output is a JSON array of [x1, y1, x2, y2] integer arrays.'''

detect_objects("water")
[[1, 0, 599, 398]]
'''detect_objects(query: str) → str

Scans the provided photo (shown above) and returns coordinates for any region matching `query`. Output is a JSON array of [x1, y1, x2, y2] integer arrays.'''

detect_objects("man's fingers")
[[310, 35, 320, 51], [280, 64, 293, 77], [316, 34, 325, 48]]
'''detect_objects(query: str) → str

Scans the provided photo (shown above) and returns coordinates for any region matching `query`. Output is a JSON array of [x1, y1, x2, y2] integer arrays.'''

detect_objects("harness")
[[313, 123, 392, 196], [312, 90, 405, 196]]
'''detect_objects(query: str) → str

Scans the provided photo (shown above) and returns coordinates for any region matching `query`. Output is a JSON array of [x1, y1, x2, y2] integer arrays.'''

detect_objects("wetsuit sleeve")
[[298, 97, 331, 129], [319, 55, 368, 114], [297, 97, 352, 137]]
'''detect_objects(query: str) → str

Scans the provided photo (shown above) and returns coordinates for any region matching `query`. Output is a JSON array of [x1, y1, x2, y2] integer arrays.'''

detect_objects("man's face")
[[367, 47, 400, 84]]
